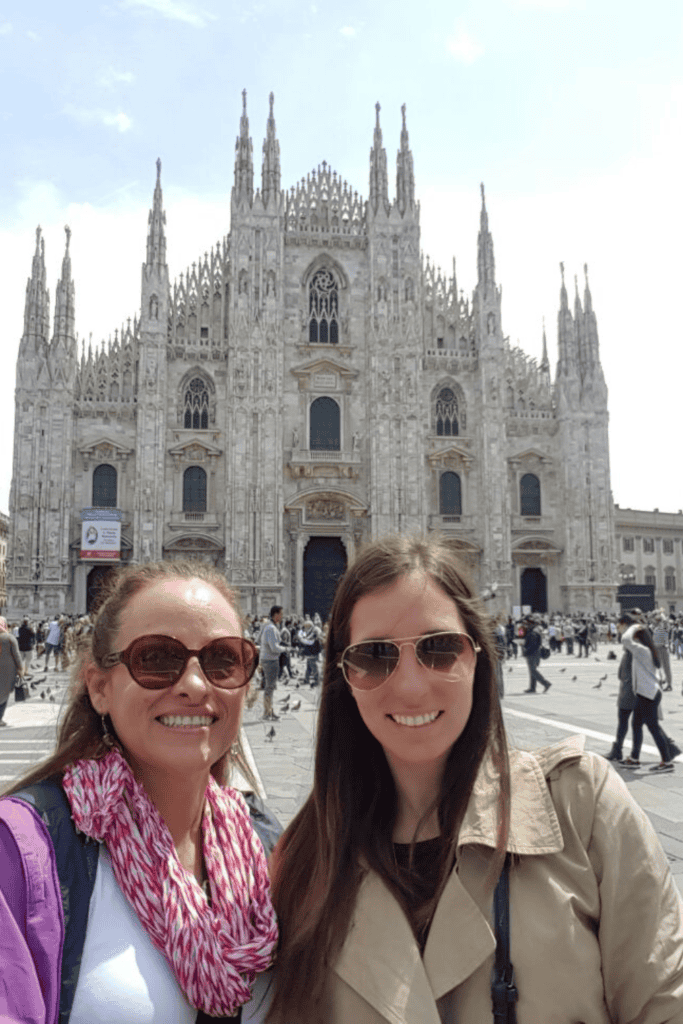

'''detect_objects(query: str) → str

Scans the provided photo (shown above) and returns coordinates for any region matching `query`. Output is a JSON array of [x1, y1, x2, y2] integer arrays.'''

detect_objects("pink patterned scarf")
[[62, 749, 278, 1017]]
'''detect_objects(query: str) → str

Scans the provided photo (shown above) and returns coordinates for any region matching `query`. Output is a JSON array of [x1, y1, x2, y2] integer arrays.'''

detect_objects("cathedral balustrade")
[[423, 352, 478, 372], [428, 514, 476, 532], [168, 511, 222, 531]]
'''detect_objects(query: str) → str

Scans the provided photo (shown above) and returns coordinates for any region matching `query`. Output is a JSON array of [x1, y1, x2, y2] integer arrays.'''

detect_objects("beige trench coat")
[[326, 736, 683, 1024]]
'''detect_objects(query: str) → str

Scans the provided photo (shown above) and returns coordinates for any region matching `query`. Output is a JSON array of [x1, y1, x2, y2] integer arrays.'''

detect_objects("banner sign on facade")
[[80, 520, 121, 561]]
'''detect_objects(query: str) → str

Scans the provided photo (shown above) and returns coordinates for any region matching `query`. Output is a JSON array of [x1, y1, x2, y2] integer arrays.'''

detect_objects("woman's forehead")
[[349, 572, 464, 639]]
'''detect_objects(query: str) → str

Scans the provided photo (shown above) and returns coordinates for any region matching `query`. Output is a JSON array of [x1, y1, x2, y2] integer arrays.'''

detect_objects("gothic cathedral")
[[8, 93, 616, 619]]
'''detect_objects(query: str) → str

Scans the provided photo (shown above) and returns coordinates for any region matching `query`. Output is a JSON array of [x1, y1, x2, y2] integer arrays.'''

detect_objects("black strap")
[[491, 853, 519, 1024]]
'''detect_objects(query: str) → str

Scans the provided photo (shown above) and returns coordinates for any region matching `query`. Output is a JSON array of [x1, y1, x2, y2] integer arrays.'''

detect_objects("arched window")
[[435, 387, 459, 436], [183, 466, 207, 512], [310, 396, 340, 451], [520, 473, 541, 516], [309, 268, 339, 344], [184, 378, 209, 429], [439, 472, 462, 515], [92, 464, 117, 508]]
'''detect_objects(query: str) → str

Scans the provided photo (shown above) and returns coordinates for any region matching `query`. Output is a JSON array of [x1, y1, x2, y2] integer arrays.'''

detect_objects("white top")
[[621, 624, 662, 700], [70, 846, 197, 1024]]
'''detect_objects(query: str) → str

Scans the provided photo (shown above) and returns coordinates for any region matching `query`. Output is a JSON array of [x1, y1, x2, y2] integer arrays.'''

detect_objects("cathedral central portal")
[[303, 537, 347, 623]]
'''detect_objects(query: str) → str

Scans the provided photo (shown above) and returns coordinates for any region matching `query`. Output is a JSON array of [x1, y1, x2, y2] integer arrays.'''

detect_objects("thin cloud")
[[120, 0, 215, 28], [26, 30, 40, 41], [63, 105, 133, 133], [99, 67, 136, 88], [0, 22, 12, 35], [340, 25, 356, 37], [446, 27, 483, 64]]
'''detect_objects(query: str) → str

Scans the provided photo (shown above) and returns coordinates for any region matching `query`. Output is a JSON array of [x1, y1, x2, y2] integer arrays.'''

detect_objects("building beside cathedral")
[[7, 93, 617, 620]]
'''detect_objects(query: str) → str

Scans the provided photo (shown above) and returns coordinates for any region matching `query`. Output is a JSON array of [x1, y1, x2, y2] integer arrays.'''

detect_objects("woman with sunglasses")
[[0, 561, 277, 1023], [264, 536, 683, 1024]]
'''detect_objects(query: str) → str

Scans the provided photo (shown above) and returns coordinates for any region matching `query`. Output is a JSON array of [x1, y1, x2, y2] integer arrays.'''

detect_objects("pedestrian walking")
[[653, 614, 673, 690], [522, 615, 551, 693], [0, 617, 24, 727], [298, 619, 323, 687], [259, 605, 287, 720], [620, 621, 676, 772], [17, 616, 36, 677], [43, 617, 61, 670]]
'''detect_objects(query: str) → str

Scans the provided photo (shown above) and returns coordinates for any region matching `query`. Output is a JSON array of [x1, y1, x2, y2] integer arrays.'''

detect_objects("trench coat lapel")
[[334, 866, 496, 1023], [334, 869, 441, 1024]]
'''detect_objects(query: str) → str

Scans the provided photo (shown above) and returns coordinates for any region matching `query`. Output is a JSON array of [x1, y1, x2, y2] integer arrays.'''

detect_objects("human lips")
[[388, 710, 443, 728]]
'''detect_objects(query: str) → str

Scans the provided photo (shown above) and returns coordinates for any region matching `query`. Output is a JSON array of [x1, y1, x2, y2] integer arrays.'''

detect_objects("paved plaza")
[[2, 646, 683, 893]]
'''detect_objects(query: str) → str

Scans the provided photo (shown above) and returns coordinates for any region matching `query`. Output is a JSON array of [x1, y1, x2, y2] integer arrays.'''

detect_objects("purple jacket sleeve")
[[0, 798, 64, 1024]]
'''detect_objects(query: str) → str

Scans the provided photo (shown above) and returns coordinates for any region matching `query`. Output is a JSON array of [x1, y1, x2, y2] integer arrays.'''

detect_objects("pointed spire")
[[22, 225, 50, 346], [559, 260, 568, 310], [556, 262, 578, 380], [540, 319, 549, 372], [477, 183, 496, 297], [146, 158, 167, 267], [369, 102, 389, 215], [573, 273, 583, 317], [396, 103, 415, 216], [233, 88, 254, 206], [53, 224, 75, 348], [261, 91, 281, 208], [583, 262, 592, 312]]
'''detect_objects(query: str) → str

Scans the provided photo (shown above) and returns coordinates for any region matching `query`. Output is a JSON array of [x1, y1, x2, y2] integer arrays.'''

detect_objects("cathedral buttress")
[[136, 160, 170, 562], [554, 264, 614, 599], [473, 187, 510, 596], [227, 94, 284, 591], [9, 226, 76, 615]]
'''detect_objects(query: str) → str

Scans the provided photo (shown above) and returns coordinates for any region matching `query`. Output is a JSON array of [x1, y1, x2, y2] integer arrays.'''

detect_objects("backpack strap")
[[491, 854, 518, 1024], [13, 780, 100, 1024]]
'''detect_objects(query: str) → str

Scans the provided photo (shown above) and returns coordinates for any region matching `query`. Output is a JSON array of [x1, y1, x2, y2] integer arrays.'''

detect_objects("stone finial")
[[64, 225, 71, 252], [401, 103, 406, 129], [269, 91, 274, 115], [156, 157, 161, 182], [560, 261, 565, 282], [242, 88, 247, 114]]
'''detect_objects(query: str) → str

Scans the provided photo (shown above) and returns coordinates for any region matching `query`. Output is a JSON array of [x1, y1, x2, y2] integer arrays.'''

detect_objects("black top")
[[393, 836, 445, 954]]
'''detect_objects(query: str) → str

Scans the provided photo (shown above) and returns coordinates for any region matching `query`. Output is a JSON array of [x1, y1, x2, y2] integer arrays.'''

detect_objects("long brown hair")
[[267, 536, 510, 1023], [2, 560, 258, 796]]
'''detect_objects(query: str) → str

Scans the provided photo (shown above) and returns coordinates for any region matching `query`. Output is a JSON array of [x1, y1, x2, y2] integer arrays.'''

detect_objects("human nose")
[[389, 641, 431, 693], [175, 655, 211, 697]]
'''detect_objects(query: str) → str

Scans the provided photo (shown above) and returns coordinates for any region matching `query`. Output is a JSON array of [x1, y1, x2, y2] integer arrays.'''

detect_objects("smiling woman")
[[0, 561, 278, 1024], [266, 535, 683, 1024]]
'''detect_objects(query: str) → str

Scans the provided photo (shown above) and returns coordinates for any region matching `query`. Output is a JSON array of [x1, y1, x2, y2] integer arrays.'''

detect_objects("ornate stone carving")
[[306, 499, 345, 521]]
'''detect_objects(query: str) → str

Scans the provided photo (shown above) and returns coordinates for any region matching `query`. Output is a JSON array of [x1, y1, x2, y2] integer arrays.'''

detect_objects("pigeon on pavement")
[[265, 726, 276, 741]]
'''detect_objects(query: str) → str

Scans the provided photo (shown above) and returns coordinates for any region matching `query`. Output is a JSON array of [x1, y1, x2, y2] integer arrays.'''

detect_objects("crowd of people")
[[0, 547, 681, 1022]]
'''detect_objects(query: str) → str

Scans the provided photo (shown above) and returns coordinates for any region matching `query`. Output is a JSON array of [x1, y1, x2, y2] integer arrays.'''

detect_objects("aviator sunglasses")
[[101, 634, 258, 690], [339, 631, 480, 691]]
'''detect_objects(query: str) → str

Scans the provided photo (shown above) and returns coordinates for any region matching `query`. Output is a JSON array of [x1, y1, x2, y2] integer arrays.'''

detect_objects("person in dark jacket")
[[17, 616, 37, 677], [522, 616, 551, 693], [0, 561, 277, 1024]]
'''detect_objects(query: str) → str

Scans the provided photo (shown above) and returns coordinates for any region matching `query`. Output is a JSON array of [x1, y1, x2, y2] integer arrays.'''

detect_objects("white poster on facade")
[[80, 521, 121, 560]]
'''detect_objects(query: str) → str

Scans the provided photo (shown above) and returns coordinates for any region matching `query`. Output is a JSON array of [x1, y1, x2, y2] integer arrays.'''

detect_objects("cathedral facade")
[[7, 93, 617, 620]]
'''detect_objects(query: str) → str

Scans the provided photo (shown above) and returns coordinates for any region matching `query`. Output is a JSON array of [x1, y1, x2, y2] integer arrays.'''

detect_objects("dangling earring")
[[101, 714, 115, 749]]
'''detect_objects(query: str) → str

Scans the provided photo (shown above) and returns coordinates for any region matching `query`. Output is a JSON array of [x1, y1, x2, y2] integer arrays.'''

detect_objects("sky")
[[1, 0, 682, 516]]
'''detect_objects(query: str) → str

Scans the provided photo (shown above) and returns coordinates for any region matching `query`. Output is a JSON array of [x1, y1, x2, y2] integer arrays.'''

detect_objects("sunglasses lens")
[[130, 638, 186, 688], [416, 632, 470, 671], [202, 639, 252, 687], [343, 641, 400, 689]]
